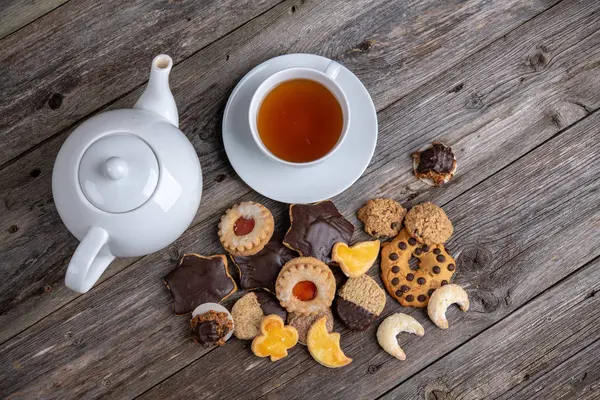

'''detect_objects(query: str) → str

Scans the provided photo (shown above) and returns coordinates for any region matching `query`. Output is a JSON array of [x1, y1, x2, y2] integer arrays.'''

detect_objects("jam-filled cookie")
[[276, 257, 336, 315], [380, 229, 455, 307], [336, 275, 386, 331], [283, 201, 354, 264], [404, 202, 453, 245], [164, 254, 237, 315], [219, 202, 274, 256]]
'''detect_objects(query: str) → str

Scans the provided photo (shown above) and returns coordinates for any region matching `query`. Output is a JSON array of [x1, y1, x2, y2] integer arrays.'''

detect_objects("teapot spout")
[[134, 54, 179, 127]]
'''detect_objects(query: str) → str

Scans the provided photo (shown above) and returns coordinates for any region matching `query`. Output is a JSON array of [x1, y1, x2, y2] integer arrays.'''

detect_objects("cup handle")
[[65, 226, 115, 293], [324, 61, 342, 80]]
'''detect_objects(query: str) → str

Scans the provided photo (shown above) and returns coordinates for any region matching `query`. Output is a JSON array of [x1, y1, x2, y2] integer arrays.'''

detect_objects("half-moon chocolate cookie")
[[231, 291, 287, 340], [336, 275, 386, 331], [283, 201, 354, 264], [231, 233, 296, 293], [164, 254, 237, 315], [380, 229, 455, 307]]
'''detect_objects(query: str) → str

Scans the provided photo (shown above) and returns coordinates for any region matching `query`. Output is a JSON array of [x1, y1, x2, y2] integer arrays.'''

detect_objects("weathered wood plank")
[[380, 256, 600, 400], [0, 0, 558, 167], [0, 0, 563, 344], [137, 110, 600, 399], [0, 0, 282, 167], [0, 0, 69, 40]]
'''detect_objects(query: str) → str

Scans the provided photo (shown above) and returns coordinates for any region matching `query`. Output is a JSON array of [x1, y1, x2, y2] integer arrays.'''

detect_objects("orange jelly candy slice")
[[332, 240, 380, 278], [292, 281, 318, 301], [307, 317, 352, 368], [251, 315, 298, 362]]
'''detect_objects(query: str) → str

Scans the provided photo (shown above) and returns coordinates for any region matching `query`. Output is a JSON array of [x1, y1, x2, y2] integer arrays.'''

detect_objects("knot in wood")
[[7, 225, 19, 234], [427, 389, 448, 400], [470, 289, 501, 313], [367, 365, 379, 374], [168, 246, 181, 261], [528, 51, 547, 71], [465, 93, 483, 110], [48, 93, 63, 110]]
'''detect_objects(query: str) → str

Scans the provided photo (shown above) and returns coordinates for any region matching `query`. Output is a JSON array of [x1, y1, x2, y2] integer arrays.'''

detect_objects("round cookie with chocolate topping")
[[412, 142, 457, 186], [336, 275, 386, 331], [231, 291, 287, 340], [404, 202, 453, 245], [380, 228, 455, 307], [219, 201, 275, 256]]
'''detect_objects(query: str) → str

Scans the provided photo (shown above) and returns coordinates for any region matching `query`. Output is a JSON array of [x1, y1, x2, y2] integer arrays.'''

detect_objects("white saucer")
[[222, 54, 377, 204]]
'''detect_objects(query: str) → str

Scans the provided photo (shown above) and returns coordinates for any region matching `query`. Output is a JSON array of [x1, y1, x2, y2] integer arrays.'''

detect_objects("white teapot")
[[52, 55, 202, 293]]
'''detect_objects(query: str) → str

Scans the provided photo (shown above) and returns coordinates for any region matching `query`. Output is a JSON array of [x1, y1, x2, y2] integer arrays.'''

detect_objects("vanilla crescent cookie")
[[218, 201, 274, 256], [381, 228, 455, 307], [276, 257, 336, 315]]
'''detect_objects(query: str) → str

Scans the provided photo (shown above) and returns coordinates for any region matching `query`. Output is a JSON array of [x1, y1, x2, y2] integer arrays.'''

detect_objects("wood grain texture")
[[0, 0, 563, 344], [138, 108, 600, 399], [0, 0, 558, 167], [0, 0, 282, 167], [380, 256, 600, 400], [0, 0, 69, 40]]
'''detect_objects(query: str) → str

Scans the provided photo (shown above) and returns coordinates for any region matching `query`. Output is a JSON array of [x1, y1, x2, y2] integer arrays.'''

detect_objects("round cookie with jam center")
[[336, 274, 386, 331], [219, 201, 275, 256], [276, 257, 336, 315], [404, 202, 453, 245], [380, 228, 455, 307]]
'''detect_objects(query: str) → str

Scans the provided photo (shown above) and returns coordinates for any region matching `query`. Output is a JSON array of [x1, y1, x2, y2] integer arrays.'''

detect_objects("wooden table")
[[1, 0, 599, 399]]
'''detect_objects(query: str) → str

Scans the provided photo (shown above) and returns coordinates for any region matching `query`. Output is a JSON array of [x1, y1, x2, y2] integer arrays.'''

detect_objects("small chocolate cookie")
[[336, 275, 386, 331], [231, 233, 296, 293], [404, 202, 453, 245], [412, 142, 457, 186], [287, 308, 334, 345], [190, 310, 233, 347], [357, 198, 407, 238], [380, 228, 456, 307], [284, 201, 354, 264], [231, 291, 287, 340], [164, 254, 237, 315]]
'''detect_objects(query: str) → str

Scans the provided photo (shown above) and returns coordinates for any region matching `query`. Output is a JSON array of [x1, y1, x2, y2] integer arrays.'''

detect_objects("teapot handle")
[[65, 226, 115, 293]]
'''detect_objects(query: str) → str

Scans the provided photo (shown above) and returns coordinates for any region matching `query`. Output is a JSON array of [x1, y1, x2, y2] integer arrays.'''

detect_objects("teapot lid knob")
[[103, 157, 129, 180]]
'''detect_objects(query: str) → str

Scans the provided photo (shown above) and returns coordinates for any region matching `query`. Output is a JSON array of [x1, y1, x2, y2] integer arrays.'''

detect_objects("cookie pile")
[[163, 197, 469, 366]]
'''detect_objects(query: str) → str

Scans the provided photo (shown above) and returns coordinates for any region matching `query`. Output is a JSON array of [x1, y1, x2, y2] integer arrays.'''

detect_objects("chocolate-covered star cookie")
[[284, 201, 354, 264], [231, 233, 296, 293], [164, 254, 237, 315]]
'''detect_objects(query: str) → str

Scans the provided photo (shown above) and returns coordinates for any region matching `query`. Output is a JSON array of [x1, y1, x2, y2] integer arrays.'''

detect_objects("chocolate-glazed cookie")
[[412, 142, 457, 186], [231, 234, 296, 293], [336, 275, 386, 331], [284, 201, 354, 264], [164, 254, 237, 315], [190, 310, 233, 347]]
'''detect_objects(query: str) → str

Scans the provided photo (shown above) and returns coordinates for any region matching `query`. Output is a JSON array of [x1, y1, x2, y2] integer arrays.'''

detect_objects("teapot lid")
[[78, 134, 159, 213]]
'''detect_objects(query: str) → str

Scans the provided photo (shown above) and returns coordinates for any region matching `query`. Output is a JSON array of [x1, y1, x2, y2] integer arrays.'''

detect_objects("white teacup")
[[248, 61, 351, 167]]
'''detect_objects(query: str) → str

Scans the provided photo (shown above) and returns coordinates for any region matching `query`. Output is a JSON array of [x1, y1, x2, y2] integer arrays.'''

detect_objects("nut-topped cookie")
[[404, 202, 453, 245], [357, 198, 406, 238], [380, 229, 455, 307], [219, 202, 274, 256], [283, 201, 354, 264]]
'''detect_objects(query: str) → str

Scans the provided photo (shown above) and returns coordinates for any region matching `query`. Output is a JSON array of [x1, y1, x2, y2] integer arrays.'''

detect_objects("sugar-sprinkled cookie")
[[164, 254, 237, 315], [284, 201, 354, 264], [380, 229, 455, 307], [336, 275, 386, 331], [404, 202, 453, 245], [357, 198, 406, 238], [219, 201, 274, 256]]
